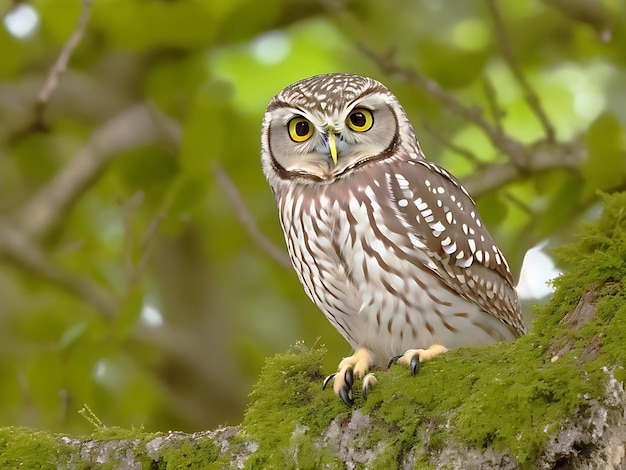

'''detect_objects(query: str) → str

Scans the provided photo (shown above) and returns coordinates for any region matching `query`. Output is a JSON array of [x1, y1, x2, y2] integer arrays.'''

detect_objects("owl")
[[261, 73, 525, 405]]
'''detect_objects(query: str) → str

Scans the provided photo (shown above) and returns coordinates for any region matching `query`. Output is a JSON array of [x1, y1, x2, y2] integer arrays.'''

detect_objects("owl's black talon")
[[410, 355, 421, 376], [339, 386, 354, 406], [344, 367, 354, 389], [322, 373, 336, 391], [387, 355, 403, 368]]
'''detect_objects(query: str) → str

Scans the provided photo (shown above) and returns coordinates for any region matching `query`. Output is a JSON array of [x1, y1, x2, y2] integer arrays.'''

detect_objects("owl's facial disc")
[[267, 93, 400, 180]]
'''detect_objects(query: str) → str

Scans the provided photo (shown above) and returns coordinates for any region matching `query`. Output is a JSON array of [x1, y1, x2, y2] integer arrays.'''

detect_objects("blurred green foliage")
[[0, 0, 624, 434]]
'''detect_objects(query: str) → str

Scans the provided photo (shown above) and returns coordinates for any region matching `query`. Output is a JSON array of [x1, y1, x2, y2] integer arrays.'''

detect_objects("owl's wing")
[[383, 158, 525, 335]]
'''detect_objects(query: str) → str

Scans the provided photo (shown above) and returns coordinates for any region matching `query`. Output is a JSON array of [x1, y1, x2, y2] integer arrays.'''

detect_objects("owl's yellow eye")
[[346, 108, 374, 132], [288, 117, 314, 142]]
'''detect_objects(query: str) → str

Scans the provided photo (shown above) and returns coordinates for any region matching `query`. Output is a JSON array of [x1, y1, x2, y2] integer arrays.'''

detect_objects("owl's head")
[[261, 73, 421, 185]]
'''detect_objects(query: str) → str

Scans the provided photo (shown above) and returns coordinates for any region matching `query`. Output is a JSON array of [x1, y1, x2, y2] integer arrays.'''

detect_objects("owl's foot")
[[388, 344, 448, 376], [322, 347, 375, 406]]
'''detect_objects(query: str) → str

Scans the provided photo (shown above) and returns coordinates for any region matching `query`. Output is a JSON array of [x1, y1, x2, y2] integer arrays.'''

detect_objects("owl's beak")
[[328, 132, 338, 166]]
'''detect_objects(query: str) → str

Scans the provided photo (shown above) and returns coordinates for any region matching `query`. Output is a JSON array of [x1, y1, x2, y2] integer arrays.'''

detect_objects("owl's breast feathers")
[[277, 157, 525, 339]]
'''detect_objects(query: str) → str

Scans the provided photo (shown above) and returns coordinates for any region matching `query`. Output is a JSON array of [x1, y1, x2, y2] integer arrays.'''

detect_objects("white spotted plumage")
[[261, 73, 525, 372]]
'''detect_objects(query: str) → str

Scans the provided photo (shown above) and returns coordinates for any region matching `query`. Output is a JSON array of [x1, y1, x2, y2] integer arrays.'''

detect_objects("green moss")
[[242, 341, 348, 468], [0, 424, 223, 469], [89, 426, 221, 468], [0, 426, 70, 469], [91, 426, 150, 441], [538, 192, 626, 378], [157, 437, 221, 469]]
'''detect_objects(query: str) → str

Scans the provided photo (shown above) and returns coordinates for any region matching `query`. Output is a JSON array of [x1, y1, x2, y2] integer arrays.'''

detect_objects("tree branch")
[[16, 104, 181, 238], [486, 0, 556, 142], [2, 104, 180, 313], [119, 191, 165, 292], [360, 41, 586, 198], [482, 76, 506, 133], [0, 223, 116, 317], [35, 0, 94, 127], [461, 143, 584, 197], [213, 164, 292, 269]]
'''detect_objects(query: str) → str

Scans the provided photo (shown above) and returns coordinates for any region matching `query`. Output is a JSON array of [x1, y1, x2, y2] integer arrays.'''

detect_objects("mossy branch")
[[2, 193, 626, 468]]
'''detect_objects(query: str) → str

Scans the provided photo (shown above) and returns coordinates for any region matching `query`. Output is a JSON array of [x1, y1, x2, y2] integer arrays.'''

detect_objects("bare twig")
[[120, 191, 146, 279], [360, 44, 528, 167], [119, 192, 164, 291], [35, 0, 94, 124], [213, 163, 292, 269], [504, 192, 534, 217], [482, 77, 506, 132], [422, 121, 483, 166], [132, 213, 164, 284], [17, 104, 181, 238], [145, 100, 183, 154], [486, 0, 556, 142], [0, 223, 117, 317]]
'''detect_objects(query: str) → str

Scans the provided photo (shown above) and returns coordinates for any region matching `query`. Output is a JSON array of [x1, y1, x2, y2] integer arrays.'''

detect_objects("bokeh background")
[[1, 0, 625, 433]]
